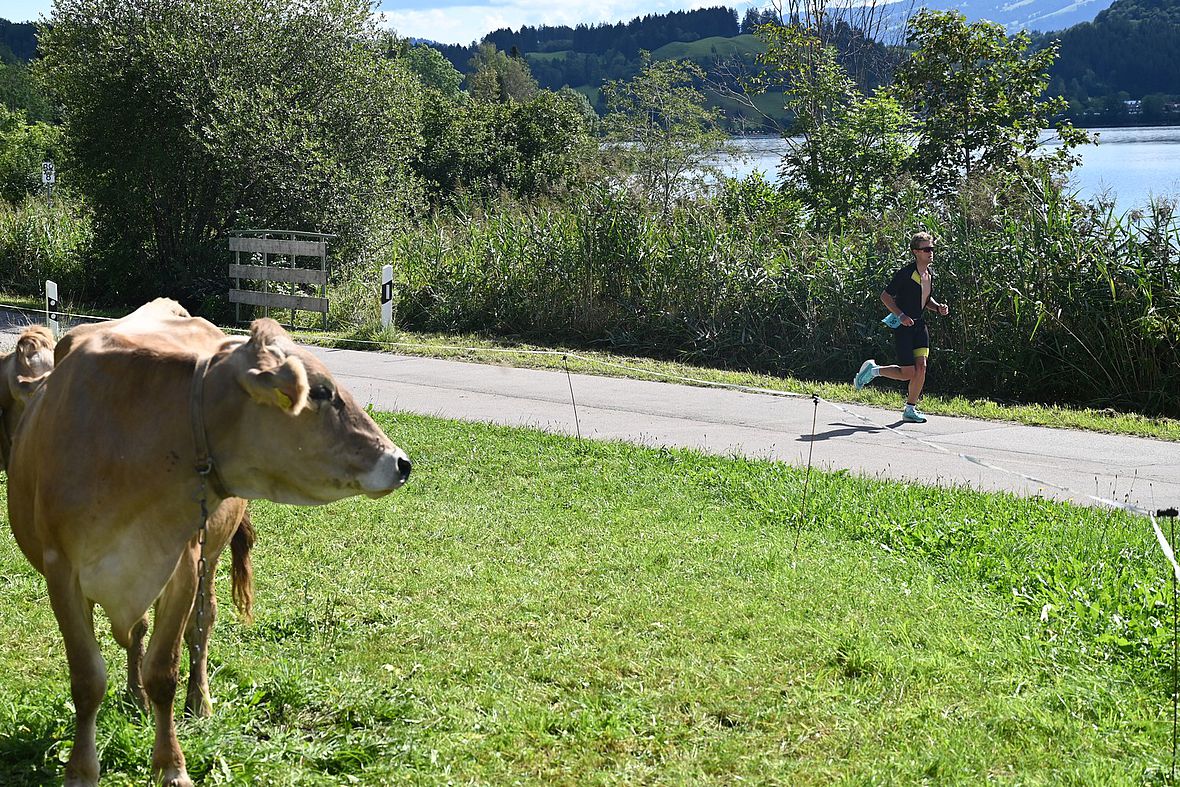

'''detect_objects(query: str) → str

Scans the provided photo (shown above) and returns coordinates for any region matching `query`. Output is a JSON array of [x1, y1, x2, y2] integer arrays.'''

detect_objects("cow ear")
[[241, 356, 310, 415], [13, 372, 50, 402]]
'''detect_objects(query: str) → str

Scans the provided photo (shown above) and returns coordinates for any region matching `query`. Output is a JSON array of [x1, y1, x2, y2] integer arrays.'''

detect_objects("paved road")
[[3, 307, 1177, 512], [311, 347, 1179, 513]]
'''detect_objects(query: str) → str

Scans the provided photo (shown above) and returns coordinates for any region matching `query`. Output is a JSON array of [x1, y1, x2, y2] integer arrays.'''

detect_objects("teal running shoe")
[[854, 359, 877, 390], [902, 404, 927, 423]]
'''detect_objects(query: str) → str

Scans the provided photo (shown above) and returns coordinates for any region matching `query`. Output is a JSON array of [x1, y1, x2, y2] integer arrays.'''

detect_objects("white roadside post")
[[45, 280, 60, 338], [380, 264, 393, 329], [41, 160, 55, 208]]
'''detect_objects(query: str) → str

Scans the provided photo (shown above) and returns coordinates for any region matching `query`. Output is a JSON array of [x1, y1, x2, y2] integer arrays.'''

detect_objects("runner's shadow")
[[799, 421, 907, 442]]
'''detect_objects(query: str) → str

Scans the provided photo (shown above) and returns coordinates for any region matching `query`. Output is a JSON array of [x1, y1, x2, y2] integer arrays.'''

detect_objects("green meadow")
[[0, 412, 1173, 784]]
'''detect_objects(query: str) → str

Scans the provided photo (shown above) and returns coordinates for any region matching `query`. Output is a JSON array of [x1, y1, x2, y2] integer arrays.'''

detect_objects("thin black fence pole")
[[1172, 513, 1177, 785], [563, 355, 582, 441], [794, 393, 819, 551]]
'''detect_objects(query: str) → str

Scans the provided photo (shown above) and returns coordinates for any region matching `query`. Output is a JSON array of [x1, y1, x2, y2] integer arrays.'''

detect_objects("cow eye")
[[309, 383, 333, 402]]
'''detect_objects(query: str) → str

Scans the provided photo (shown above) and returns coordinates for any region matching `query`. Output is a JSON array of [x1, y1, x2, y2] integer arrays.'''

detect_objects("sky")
[[3, 0, 761, 46]]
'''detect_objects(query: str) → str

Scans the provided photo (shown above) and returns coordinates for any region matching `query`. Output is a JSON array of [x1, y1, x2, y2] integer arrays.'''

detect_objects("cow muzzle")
[[359, 448, 412, 498]]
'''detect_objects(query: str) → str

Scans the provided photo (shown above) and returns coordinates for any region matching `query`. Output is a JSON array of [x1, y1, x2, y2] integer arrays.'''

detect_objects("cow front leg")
[[184, 556, 219, 718], [45, 559, 106, 787], [143, 550, 199, 787], [124, 615, 149, 713]]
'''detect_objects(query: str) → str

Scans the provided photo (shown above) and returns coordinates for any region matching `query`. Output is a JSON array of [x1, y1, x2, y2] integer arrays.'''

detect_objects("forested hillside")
[[432, 7, 892, 130], [1042, 0, 1180, 123], [435, 2, 1180, 128], [0, 19, 36, 63], [5, 1, 1180, 127]]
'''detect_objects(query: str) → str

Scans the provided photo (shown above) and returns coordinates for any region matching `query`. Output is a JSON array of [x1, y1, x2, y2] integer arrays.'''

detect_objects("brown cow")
[[0, 324, 54, 469], [8, 310, 411, 787], [53, 301, 258, 719]]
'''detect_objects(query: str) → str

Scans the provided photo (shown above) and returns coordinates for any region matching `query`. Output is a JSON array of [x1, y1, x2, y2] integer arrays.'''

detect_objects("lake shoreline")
[[716, 127, 1180, 212]]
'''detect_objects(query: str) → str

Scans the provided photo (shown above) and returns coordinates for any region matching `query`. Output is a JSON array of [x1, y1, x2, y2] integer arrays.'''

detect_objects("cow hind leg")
[[44, 563, 106, 787], [184, 557, 219, 718], [123, 616, 150, 714], [143, 555, 200, 787]]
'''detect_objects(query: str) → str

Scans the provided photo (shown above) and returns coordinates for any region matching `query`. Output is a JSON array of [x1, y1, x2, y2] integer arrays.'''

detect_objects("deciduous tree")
[[404, 44, 464, 99], [0, 106, 63, 203], [756, 24, 913, 229], [601, 54, 728, 214], [37, 0, 425, 305], [467, 43, 539, 104], [892, 10, 1090, 192]]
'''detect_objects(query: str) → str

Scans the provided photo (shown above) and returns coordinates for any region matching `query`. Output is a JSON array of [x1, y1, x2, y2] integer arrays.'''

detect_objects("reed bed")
[[0, 194, 92, 296], [387, 178, 1180, 415]]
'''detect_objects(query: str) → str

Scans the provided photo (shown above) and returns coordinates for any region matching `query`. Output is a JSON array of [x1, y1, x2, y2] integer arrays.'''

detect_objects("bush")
[[0, 107, 64, 204]]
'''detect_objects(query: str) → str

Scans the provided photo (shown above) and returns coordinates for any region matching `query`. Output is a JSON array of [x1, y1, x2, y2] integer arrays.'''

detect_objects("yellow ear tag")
[[276, 390, 293, 410]]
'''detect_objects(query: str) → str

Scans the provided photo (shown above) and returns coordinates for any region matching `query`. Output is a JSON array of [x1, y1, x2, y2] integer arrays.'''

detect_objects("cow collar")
[[190, 354, 233, 501], [0, 405, 9, 468]]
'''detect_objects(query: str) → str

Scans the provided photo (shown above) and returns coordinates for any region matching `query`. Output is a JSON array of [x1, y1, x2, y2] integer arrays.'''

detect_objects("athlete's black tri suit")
[[884, 262, 934, 366]]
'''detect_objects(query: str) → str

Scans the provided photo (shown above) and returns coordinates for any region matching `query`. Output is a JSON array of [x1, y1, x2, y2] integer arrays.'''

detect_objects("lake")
[[716, 126, 1180, 213]]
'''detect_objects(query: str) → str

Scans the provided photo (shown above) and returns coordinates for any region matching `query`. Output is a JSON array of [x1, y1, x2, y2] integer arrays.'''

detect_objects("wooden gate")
[[228, 230, 333, 329]]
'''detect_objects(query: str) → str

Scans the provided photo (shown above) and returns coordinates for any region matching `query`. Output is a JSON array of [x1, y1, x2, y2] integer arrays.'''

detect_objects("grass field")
[[0, 412, 1174, 784]]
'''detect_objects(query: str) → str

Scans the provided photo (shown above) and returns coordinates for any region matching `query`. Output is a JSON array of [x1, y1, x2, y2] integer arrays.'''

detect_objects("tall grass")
[[0, 194, 93, 296], [386, 176, 1180, 415]]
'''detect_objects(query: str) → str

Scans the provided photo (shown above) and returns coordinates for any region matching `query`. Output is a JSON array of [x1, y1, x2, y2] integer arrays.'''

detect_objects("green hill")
[[651, 34, 766, 60], [0, 18, 38, 63]]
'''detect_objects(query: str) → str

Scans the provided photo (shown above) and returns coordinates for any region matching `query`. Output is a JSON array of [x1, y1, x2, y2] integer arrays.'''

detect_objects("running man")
[[853, 232, 950, 423]]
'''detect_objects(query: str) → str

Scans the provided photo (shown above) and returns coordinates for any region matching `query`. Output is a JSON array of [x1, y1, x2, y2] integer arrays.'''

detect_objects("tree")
[[0, 61, 53, 122], [404, 44, 463, 99], [753, 23, 912, 229], [601, 54, 728, 213], [0, 105, 64, 203], [467, 43, 539, 104], [507, 90, 593, 195], [892, 10, 1090, 192], [37, 0, 426, 306], [415, 89, 591, 199]]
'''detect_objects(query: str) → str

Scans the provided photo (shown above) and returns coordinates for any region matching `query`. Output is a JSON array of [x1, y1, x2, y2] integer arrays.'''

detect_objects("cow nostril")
[[397, 456, 412, 482]]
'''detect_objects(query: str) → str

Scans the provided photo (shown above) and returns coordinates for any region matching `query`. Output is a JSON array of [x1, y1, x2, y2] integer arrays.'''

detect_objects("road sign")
[[45, 280, 60, 337], [42, 160, 55, 185], [381, 264, 393, 329]]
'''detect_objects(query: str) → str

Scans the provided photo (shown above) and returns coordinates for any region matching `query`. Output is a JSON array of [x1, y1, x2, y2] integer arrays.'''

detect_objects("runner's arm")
[[925, 297, 950, 316], [881, 291, 913, 325]]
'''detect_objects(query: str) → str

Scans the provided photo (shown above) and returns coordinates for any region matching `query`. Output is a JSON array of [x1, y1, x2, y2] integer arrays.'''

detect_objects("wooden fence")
[[228, 230, 333, 329]]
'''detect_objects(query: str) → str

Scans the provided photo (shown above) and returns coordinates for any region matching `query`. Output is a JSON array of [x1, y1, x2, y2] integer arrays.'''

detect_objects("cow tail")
[[230, 506, 256, 624]]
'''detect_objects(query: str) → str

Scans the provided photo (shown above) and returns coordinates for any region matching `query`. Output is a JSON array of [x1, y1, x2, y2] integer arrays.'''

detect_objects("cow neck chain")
[[190, 354, 228, 656], [193, 477, 210, 656]]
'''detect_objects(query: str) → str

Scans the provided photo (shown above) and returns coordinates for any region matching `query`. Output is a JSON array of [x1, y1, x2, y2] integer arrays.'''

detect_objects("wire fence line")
[[1, 300, 1177, 571]]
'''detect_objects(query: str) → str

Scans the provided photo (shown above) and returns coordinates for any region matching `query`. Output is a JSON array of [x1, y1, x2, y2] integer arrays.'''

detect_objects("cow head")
[[205, 319, 410, 505], [1, 325, 56, 470], [6, 325, 55, 400]]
